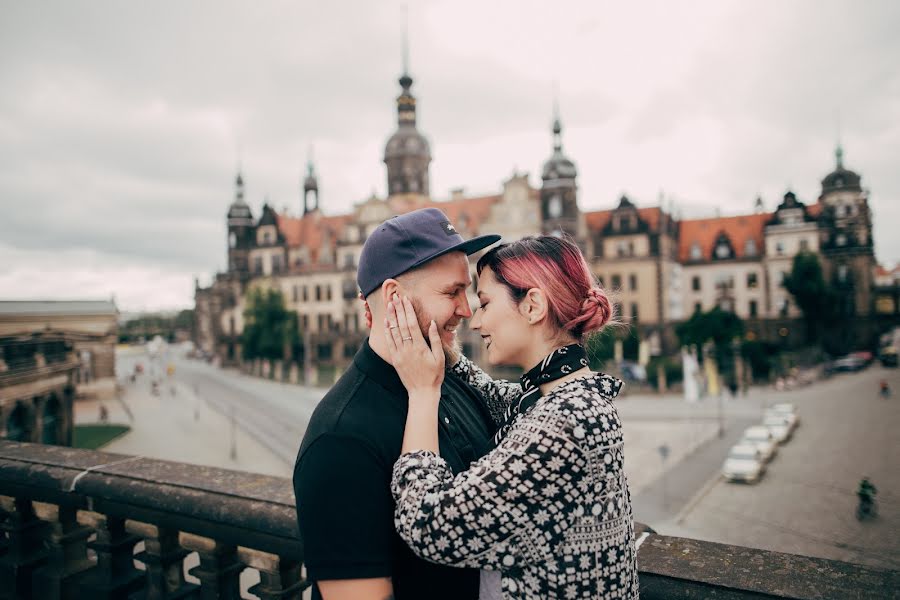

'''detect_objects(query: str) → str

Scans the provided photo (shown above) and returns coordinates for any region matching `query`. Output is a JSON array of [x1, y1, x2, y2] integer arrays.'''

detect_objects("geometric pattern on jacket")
[[391, 358, 638, 600]]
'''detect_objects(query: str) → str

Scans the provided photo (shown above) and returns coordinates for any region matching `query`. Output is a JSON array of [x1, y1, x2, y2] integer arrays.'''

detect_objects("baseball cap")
[[357, 207, 501, 297]]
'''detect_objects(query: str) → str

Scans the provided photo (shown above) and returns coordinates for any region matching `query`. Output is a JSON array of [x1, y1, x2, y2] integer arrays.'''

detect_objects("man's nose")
[[457, 295, 473, 319]]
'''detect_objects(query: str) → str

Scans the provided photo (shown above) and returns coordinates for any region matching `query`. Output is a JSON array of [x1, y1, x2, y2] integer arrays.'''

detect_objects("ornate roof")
[[821, 145, 862, 194], [541, 117, 577, 180], [384, 73, 431, 162]]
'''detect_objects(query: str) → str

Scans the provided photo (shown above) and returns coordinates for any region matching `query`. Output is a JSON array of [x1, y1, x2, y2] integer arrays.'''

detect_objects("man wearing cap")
[[293, 208, 501, 600]]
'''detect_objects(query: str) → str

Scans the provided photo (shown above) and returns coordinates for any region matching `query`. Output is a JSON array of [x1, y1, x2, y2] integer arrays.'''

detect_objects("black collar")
[[354, 338, 408, 396]]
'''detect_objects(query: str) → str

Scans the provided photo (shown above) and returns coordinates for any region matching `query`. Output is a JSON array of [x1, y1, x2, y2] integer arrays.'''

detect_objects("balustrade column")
[[78, 512, 144, 599], [0, 496, 50, 599], [31, 504, 95, 599], [238, 548, 307, 600], [128, 521, 197, 599], [180, 533, 242, 600]]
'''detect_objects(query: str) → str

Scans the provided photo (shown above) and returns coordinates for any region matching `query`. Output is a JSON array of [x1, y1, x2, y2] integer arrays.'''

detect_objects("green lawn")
[[72, 424, 131, 450]]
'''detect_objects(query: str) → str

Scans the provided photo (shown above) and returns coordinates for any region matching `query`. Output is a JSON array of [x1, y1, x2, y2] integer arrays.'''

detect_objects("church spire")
[[383, 6, 431, 198], [552, 82, 563, 152], [303, 145, 319, 215], [835, 143, 844, 170]]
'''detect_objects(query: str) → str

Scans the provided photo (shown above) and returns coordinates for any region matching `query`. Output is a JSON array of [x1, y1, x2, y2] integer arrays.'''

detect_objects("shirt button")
[[443, 416, 451, 424]]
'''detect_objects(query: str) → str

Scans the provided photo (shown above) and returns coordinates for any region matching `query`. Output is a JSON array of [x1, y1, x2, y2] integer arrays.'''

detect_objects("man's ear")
[[519, 288, 548, 325], [380, 279, 402, 308]]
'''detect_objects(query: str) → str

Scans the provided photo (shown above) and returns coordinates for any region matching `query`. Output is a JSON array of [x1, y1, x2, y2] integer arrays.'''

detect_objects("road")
[[115, 347, 899, 570], [661, 364, 900, 571]]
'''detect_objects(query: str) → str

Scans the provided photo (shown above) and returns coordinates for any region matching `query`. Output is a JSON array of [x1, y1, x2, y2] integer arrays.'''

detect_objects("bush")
[[647, 356, 684, 390]]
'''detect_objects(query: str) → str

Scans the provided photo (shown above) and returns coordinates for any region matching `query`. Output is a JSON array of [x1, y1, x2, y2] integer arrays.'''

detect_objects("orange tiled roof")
[[807, 202, 824, 218], [678, 213, 771, 262], [584, 207, 663, 233], [387, 194, 503, 235], [277, 212, 355, 259], [275, 192, 505, 257]]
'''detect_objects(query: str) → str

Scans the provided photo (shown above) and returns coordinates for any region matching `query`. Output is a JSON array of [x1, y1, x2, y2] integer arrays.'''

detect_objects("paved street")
[[99, 345, 899, 572], [659, 365, 900, 571]]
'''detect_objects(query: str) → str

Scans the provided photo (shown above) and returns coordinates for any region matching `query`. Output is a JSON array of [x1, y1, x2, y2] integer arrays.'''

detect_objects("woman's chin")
[[484, 345, 499, 365]]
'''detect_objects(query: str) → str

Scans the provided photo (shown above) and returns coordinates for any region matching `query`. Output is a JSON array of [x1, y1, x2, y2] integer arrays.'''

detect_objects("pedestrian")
[[879, 380, 891, 399], [293, 208, 501, 600], [388, 236, 638, 599]]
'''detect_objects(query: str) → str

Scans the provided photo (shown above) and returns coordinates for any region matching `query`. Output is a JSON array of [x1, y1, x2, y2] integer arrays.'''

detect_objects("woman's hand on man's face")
[[383, 294, 444, 397]]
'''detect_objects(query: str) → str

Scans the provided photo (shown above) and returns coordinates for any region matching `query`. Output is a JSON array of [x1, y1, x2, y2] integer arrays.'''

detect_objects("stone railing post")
[[31, 504, 95, 599], [128, 521, 196, 599], [0, 497, 50, 599], [181, 533, 242, 600], [239, 548, 307, 600], [78, 513, 144, 599]]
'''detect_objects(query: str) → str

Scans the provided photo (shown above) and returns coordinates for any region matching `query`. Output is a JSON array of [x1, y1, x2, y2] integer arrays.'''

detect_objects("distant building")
[[195, 62, 890, 373], [0, 300, 117, 444]]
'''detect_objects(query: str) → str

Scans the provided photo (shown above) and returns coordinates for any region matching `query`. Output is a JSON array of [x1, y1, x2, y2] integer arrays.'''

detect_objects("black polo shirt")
[[293, 339, 496, 600]]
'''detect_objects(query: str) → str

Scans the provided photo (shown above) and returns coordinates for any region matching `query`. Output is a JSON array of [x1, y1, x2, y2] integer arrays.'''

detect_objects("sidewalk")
[[73, 374, 291, 479]]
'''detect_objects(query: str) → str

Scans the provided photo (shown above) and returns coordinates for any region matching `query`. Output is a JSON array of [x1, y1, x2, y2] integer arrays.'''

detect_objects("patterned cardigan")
[[390, 356, 638, 600]]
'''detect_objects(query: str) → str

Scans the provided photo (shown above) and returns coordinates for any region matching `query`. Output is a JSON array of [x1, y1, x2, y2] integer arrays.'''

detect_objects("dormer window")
[[690, 242, 702, 260], [263, 231, 272, 244], [713, 233, 734, 260], [744, 239, 757, 256]]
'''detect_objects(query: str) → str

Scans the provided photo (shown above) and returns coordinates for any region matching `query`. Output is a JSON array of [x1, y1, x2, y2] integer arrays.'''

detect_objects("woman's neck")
[[520, 338, 591, 395], [519, 338, 575, 372]]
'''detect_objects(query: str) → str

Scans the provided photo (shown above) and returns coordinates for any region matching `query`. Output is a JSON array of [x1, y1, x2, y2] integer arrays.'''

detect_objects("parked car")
[[619, 361, 647, 382], [827, 354, 868, 373], [740, 425, 778, 462], [766, 403, 799, 431], [879, 346, 898, 367], [722, 444, 767, 483], [762, 414, 793, 443]]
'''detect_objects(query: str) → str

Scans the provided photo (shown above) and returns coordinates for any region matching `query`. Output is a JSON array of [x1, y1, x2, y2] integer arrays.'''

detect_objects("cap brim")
[[408, 234, 502, 272]]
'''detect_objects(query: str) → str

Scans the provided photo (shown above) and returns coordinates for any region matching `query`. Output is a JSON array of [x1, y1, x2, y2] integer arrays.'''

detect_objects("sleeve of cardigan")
[[449, 354, 522, 426], [390, 413, 583, 570]]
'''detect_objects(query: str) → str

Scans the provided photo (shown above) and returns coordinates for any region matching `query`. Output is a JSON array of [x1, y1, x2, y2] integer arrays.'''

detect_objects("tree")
[[783, 252, 836, 344], [675, 307, 744, 351], [676, 307, 745, 377], [241, 288, 299, 361]]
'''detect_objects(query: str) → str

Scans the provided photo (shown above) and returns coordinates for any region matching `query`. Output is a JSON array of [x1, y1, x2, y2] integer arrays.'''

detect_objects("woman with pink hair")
[[384, 236, 638, 599]]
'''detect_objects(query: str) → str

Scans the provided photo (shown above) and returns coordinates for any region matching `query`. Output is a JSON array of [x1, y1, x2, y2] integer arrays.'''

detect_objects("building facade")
[[0, 300, 116, 445], [195, 66, 890, 375]]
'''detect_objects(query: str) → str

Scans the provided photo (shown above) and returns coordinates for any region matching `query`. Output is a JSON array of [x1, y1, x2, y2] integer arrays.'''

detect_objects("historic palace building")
[[0, 300, 118, 445], [195, 63, 893, 374]]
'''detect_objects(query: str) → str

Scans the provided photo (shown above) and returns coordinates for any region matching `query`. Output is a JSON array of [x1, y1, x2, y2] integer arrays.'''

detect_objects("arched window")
[[6, 403, 29, 442], [41, 395, 60, 445]]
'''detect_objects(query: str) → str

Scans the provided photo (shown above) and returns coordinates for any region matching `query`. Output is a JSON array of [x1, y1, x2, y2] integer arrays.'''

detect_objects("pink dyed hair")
[[476, 236, 614, 339]]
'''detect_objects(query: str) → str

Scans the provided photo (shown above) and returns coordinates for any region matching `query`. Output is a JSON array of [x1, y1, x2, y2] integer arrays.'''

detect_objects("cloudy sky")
[[2, 1, 898, 312]]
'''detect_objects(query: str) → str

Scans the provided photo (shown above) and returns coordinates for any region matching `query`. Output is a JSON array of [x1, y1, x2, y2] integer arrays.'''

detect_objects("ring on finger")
[[402, 336, 413, 341]]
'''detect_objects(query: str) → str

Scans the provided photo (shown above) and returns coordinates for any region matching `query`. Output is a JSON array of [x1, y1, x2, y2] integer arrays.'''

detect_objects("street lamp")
[[230, 405, 237, 461]]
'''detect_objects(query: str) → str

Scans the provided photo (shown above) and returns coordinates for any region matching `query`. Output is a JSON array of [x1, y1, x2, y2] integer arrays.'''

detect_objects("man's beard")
[[408, 295, 462, 366]]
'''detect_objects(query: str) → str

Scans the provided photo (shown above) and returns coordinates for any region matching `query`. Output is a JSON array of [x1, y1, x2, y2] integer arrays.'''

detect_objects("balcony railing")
[[0, 440, 895, 599]]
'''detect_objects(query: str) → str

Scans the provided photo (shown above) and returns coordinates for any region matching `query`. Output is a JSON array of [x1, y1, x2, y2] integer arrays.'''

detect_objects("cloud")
[[1, 0, 898, 312]]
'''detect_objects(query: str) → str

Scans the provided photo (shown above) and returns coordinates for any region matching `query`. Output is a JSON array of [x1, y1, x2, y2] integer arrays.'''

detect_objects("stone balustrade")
[[0, 440, 896, 599]]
